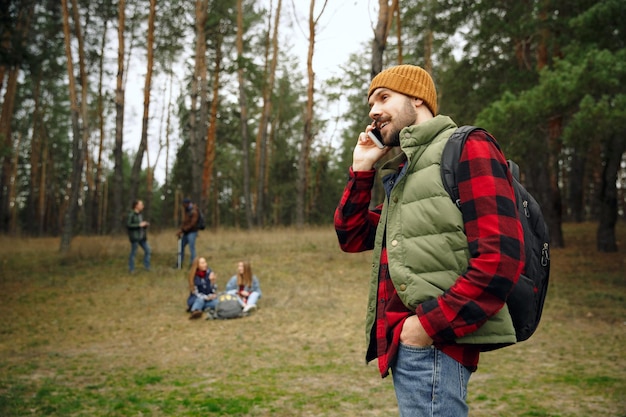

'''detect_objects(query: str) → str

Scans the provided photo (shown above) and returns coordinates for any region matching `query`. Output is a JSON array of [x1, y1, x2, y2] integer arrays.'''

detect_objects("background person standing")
[[177, 198, 199, 267], [127, 200, 151, 273]]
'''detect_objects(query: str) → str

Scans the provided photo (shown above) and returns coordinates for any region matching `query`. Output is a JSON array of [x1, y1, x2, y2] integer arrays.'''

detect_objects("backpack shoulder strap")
[[441, 125, 482, 207], [507, 159, 520, 182]]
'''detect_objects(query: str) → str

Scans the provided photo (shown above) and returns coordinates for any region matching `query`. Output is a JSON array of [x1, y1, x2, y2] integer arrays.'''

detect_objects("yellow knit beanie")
[[368, 65, 438, 115]]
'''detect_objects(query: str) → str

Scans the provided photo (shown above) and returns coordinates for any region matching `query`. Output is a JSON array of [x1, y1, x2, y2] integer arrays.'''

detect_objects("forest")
[[0, 0, 624, 253]]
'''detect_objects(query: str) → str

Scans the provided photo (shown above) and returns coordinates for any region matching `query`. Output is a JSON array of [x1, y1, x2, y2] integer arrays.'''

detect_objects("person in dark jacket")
[[187, 257, 218, 319], [127, 199, 151, 273], [177, 198, 199, 267]]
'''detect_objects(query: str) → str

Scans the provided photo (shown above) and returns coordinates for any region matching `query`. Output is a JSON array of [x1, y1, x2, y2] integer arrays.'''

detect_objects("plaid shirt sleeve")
[[334, 168, 380, 253], [417, 130, 525, 343]]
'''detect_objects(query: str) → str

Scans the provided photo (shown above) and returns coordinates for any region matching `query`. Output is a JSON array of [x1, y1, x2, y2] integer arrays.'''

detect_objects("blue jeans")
[[181, 231, 197, 266], [227, 290, 261, 307], [129, 239, 151, 272], [191, 296, 218, 312], [391, 343, 471, 417]]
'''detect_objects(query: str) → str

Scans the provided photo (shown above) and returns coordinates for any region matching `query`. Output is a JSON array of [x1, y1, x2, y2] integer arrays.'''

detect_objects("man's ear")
[[413, 97, 424, 108]]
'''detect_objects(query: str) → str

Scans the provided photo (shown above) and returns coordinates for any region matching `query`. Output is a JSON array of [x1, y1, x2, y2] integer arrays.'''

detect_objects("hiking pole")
[[176, 237, 182, 269]]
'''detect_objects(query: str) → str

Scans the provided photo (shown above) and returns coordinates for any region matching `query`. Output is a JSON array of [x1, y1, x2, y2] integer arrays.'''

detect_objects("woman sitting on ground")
[[226, 260, 262, 314], [187, 257, 218, 319]]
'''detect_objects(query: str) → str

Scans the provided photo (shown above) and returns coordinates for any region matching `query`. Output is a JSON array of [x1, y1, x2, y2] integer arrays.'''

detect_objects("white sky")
[[123, 0, 377, 184], [289, 0, 376, 79]]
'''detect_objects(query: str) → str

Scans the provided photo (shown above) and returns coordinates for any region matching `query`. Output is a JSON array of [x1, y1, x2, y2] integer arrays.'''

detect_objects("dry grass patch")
[[0, 223, 624, 416]]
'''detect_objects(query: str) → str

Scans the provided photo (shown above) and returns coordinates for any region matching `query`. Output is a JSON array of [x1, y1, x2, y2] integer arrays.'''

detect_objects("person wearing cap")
[[334, 65, 524, 416], [177, 198, 199, 267], [186, 256, 218, 319], [126, 199, 151, 273]]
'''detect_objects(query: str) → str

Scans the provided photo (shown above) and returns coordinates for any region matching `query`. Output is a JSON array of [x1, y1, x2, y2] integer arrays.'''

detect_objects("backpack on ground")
[[441, 125, 550, 344], [196, 210, 206, 230], [214, 293, 243, 319]]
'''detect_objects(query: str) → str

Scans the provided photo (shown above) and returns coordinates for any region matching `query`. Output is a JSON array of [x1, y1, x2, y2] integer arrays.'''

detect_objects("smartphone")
[[367, 128, 385, 149]]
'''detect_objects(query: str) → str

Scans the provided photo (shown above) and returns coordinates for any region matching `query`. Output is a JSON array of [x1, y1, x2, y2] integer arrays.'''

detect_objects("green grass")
[[0, 223, 624, 416]]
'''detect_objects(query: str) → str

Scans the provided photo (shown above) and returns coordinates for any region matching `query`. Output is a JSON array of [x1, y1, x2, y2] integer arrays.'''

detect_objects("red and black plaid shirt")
[[334, 129, 524, 377]]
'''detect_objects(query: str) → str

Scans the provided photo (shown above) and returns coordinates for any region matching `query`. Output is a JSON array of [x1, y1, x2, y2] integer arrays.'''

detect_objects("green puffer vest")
[[365, 115, 516, 350]]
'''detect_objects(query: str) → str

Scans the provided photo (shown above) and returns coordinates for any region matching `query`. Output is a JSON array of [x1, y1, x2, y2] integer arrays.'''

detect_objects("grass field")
[[0, 222, 624, 416]]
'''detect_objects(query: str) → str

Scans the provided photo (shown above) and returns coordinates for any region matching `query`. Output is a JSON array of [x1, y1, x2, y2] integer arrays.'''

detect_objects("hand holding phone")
[[353, 124, 388, 171], [367, 127, 385, 149]]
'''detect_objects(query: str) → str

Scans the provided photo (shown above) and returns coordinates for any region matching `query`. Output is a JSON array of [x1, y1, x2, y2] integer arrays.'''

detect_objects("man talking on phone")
[[334, 64, 525, 416]]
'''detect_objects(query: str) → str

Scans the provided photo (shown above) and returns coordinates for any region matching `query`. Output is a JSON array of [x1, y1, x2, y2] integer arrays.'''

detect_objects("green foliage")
[[476, 47, 626, 157], [153, 0, 195, 74], [9, 1, 72, 235], [325, 52, 371, 170], [569, 0, 626, 50], [5, 0, 625, 235], [474, 91, 539, 159]]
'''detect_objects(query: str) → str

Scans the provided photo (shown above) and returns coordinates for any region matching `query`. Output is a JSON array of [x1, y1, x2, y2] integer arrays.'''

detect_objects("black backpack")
[[441, 125, 550, 343], [196, 210, 206, 230]]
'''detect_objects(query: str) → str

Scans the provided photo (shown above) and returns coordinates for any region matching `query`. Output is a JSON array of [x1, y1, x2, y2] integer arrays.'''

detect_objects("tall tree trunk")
[[542, 118, 564, 248], [28, 73, 43, 235], [254, 4, 271, 225], [536, 3, 564, 248], [212, 168, 220, 227], [255, 0, 282, 227], [8, 133, 21, 234], [368, 0, 398, 209], [122, 1, 139, 90], [71, 0, 90, 235], [522, 116, 565, 249], [423, 29, 433, 74], [129, 0, 156, 214], [145, 165, 153, 220], [596, 134, 626, 252], [94, 19, 108, 234], [162, 74, 174, 228], [0, 3, 33, 232], [113, 0, 126, 234], [395, 5, 402, 64], [371, 0, 388, 78], [38, 134, 48, 236], [371, 0, 397, 78], [236, 0, 254, 228], [263, 115, 280, 202], [190, 0, 208, 203], [307, 150, 328, 220], [60, 0, 85, 253], [145, 97, 164, 226], [567, 151, 586, 222], [100, 175, 108, 234], [202, 30, 222, 225], [196, 2, 209, 203], [0, 68, 19, 233], [149, 83, 167, 228], [296, 0, 327, 227], [265, 115, 276, 200]]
